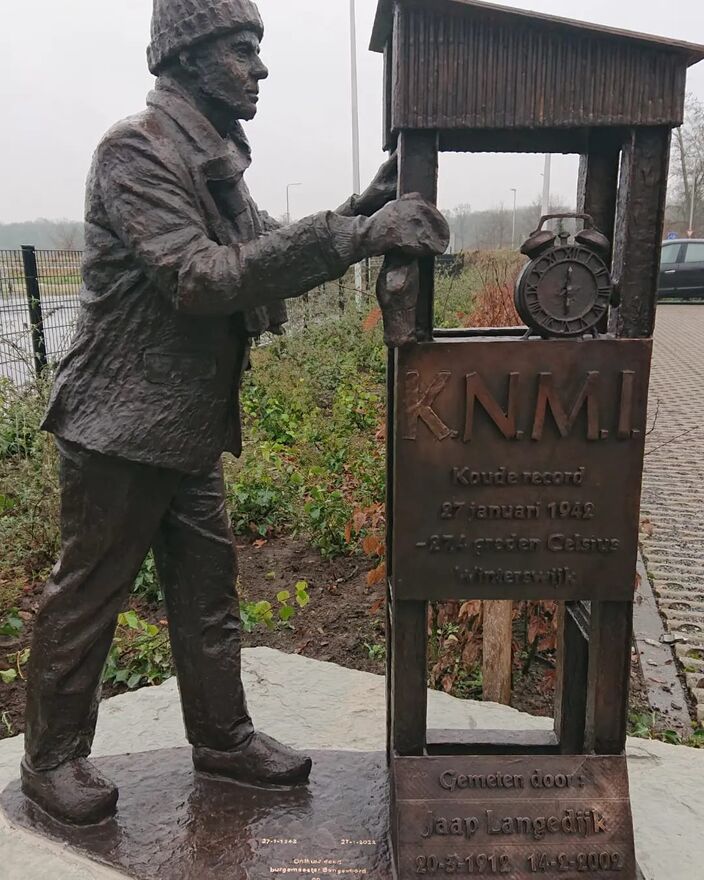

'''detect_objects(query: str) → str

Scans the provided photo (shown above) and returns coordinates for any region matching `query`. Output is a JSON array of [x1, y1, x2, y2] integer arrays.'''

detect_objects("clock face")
[[516, 244, 613, 337]]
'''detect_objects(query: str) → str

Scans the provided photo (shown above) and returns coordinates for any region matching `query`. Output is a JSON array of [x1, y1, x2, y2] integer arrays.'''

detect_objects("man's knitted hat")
[[148, 0, 264, 75]]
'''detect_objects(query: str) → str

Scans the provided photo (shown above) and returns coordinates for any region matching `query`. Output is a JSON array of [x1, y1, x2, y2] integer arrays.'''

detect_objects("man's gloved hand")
[[363, 193, 450, 257], [355, 152, 398, 217], [336, 153, 398, 218]]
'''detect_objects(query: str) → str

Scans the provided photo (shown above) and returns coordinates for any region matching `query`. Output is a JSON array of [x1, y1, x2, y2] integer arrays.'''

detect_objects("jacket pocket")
[[144, 350, 217, 385]]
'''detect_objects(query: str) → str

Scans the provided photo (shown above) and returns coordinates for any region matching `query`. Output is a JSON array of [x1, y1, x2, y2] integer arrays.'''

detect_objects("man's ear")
[[178, 49, 199, 77]]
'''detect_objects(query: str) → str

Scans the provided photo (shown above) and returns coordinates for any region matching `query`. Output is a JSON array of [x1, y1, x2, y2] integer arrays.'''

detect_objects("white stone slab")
[[0, 648, 701, 879]]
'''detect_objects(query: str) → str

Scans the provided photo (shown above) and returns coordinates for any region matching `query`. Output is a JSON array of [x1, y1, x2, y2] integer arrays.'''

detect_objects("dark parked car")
[[658, 239, 704, 299]]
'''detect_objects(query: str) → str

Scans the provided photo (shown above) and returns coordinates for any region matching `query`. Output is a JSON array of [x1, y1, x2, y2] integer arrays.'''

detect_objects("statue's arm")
[[98, 131, 373, 317]]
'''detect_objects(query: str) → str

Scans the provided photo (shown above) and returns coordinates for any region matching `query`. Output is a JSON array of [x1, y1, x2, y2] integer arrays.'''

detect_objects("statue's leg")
[[152, 460, 312, 786], [23, 439, 179, 823]]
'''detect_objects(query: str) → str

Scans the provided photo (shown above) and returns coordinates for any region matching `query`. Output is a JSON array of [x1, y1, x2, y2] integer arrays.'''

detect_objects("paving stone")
[[641, 305, 704, 721]]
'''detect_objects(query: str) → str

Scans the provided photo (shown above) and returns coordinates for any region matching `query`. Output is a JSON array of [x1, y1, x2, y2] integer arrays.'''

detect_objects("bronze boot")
[[193, 732, 312, 786], [21, 758, 118, 825]]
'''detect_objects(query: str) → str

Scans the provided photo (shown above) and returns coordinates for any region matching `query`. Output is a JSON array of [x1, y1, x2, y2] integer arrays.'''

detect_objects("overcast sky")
[[1, 0, 703, 224]]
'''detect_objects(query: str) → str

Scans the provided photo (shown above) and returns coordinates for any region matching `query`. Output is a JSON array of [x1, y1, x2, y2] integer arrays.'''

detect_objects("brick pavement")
[[640, 304, 704, 723]]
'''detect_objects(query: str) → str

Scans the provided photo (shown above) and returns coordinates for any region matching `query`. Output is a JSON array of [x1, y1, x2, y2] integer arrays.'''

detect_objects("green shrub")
[[227, 311, 389, 556], [240, 580, 310, 632], [302, 483, 352, 558], [0, 379, 60, 594], [132, 552, 162, 604], [0, 379, 46, 460], [0, 609, 24, 638], [226, 442, 300, 536], [103, 611, 172, 690]]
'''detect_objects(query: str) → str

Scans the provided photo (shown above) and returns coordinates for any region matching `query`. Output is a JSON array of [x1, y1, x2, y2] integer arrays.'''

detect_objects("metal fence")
[[1, 248, 461, 384], [0, 247, 82, 384], [0, 248, 383, 384]]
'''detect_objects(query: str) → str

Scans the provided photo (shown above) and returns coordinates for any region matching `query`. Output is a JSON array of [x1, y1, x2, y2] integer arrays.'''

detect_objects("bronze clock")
[[515, 214, 613, 338]]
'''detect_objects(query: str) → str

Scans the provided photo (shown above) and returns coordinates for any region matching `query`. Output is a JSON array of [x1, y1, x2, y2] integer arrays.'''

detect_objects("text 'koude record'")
[[392, 337, 652, 602]]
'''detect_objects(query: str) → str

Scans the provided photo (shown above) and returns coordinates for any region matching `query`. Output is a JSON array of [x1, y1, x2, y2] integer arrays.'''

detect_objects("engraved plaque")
[[393, 338, 652, 601], [393, 755, 636, 880]]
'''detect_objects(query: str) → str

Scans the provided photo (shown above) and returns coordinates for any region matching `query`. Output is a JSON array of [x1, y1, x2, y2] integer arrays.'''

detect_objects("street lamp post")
[[350, 0, 364, 300], [349, 0, 361, 198], [286, 182, 302, 225], [541, 154, 551, 217], [688, 171, 698, 238], [510, 188, 518, 249]]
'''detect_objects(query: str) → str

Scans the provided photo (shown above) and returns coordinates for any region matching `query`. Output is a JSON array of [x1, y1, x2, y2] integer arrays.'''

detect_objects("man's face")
[[184, 30, 268, 121]]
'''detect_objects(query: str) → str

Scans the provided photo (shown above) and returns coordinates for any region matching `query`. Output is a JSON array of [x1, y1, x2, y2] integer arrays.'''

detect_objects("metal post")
[[286, 182, 302, 225], [688, 174, 696, 237], [511, 188, 518, 249], [541, 154, 552, 217], [21, 245, 47, 377], [350, 0, 363, 301]]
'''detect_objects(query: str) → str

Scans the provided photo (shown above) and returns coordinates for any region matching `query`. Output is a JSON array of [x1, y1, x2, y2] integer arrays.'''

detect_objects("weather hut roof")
[[371, 0, 704, 145]]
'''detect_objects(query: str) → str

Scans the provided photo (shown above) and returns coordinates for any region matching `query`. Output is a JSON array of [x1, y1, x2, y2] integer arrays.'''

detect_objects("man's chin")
[[231, 104, 258, 121]]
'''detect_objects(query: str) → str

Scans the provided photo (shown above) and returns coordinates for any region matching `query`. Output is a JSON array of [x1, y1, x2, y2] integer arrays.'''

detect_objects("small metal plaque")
[[393, 755, 636, 879], [393, 338, 652, 601]]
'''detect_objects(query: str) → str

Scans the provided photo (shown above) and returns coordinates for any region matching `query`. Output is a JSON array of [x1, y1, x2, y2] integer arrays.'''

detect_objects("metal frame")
[[377, 1, 703, 766], [386, 125, 670, 763]]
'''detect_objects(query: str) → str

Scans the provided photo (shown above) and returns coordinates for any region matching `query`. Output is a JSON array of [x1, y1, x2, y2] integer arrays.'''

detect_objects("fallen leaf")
[[367, 562, 387, 587], [362, 535, 385, 558], [459, 600, 482, 622], [362, 307, 382, 332], [352, 510, 367, 533], [369, 597, 386, 616]]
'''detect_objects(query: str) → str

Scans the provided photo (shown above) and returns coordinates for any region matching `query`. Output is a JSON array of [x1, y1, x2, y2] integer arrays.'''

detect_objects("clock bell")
[[515, 213, 615, 338]]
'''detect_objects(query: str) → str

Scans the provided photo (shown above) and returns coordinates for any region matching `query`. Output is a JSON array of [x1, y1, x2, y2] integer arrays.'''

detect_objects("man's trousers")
[[24, 439, 254, 771]]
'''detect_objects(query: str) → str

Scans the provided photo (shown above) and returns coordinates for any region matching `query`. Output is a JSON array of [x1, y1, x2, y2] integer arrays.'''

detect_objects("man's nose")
[[254, 58, 269, 80]]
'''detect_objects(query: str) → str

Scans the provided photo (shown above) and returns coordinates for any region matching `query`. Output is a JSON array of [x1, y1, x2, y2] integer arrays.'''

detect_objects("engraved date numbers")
[[547, 501, 595, 520], [438, 501, 596, 521], [415, 853, 511, 874], [528, 851, 624, 872]]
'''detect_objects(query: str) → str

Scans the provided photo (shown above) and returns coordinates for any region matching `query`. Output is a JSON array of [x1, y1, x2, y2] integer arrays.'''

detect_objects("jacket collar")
[[147, 76, 252, 183]]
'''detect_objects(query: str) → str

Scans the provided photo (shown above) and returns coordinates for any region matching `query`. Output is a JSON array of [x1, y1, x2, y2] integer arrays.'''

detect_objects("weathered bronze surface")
[[371, 0, 704, 147], [380, 5, 684, 880], [393, 755, 636, 880], [21, 0, 449, 825], [2, 749, 392, 880], [393, 337, 652, 602]]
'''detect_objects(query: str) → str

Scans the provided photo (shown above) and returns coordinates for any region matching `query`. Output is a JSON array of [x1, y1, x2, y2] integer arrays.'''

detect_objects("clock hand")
[[561, 265, 579, 315]]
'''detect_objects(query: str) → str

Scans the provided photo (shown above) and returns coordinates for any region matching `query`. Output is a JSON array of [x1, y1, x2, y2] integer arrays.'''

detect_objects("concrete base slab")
[[0, 648, 702, 879]]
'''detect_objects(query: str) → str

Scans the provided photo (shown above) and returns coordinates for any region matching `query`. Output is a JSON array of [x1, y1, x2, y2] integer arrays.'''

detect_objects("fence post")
[[21, 245, 47, 377], [338, 278, 345, 314]]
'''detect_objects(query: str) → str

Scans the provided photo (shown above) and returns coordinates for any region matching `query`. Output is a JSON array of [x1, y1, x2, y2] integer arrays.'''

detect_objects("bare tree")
[[50, 221, 83, 251], [668, 94, 704, 236], [444, 196, 573, 253]]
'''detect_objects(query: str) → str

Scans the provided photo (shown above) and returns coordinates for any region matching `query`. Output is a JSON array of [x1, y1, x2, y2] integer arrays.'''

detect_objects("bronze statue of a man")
[[21, 0, 448, 826]]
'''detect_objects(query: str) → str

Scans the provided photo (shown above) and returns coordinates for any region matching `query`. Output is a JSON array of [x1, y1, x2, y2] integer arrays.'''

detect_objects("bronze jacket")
[[43, 78, 362, 474]]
